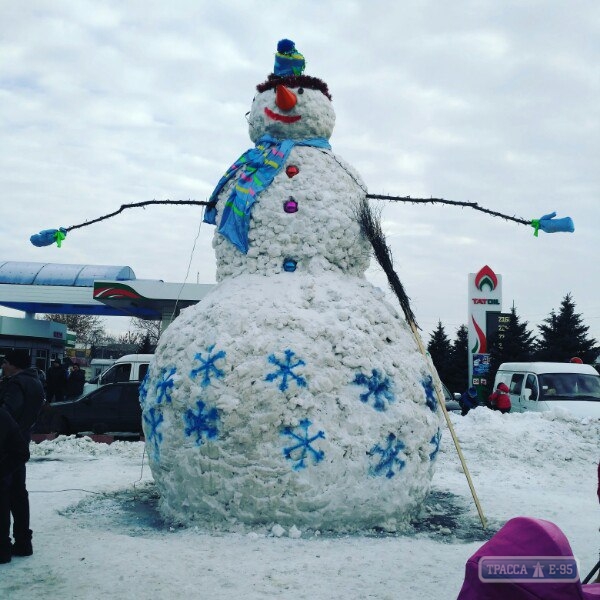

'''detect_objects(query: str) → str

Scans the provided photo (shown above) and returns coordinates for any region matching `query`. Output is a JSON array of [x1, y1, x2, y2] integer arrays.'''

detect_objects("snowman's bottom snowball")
[[143, 272, 442, 531]]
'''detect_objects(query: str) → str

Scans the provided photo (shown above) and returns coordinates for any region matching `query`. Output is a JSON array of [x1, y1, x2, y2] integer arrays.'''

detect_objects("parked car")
[[442, 382, 461, 413], [35, 381, 142, 435]]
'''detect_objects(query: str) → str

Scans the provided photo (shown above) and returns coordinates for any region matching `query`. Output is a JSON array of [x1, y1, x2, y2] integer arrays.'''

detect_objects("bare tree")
[[130, 317, 161, 346], [44, 314, 106, 347], [117, 331, 142, 345]]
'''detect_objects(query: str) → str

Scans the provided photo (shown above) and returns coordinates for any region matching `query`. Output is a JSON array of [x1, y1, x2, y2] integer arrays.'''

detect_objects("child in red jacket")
[[489, 382, 511, 414]]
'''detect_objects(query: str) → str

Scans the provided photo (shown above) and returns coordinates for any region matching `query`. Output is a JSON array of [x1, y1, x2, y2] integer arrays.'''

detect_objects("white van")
[[82, 354, 153, 395], [494, 362, 600, 418]]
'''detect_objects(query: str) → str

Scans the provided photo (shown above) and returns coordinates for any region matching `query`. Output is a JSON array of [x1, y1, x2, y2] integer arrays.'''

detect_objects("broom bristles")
[[357, 198, 418, 328]]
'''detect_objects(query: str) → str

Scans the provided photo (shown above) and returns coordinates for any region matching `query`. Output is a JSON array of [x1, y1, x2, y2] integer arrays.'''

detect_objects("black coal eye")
[[297, 88, 304, 94]]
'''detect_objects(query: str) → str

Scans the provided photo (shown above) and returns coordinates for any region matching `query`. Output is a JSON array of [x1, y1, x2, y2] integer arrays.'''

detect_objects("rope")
[[169, 206, 205, 324]]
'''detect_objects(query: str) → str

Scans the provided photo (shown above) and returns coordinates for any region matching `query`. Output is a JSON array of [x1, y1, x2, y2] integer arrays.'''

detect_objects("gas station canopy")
[[0, 261, 213, 321]]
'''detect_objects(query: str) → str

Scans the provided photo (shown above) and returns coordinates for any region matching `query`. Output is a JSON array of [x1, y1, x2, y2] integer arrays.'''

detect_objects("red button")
[[286, 165, 300, 178]]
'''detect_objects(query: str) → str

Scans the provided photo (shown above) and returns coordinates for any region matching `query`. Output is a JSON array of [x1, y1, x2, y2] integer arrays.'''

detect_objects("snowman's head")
[[247, 40, 336, 143]]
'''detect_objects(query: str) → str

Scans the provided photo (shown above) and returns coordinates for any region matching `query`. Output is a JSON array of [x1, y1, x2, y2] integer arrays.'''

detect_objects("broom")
[[357, 197, 487, 530]]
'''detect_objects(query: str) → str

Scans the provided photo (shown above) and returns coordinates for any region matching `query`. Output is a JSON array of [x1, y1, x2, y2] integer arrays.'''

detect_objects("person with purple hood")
[[456, 516, 600, 599]]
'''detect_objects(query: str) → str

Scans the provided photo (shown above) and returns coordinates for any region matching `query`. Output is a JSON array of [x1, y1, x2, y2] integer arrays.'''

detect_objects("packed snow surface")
[[2, 409, 597, 599]]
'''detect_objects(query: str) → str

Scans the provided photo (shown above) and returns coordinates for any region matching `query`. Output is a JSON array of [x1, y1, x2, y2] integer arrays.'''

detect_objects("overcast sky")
[[1, 1, 599, 343]]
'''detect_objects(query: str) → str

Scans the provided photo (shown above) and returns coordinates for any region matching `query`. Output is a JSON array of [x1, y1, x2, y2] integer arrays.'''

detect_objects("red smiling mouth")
[[264, 107, 301, 123]]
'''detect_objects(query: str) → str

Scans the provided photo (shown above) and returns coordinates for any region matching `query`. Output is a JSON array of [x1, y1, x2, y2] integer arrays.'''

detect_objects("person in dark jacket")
[[65, 363, 86, 399], [459, 386, 479, 416], [45, 359, 67, 403], [0, 408, 30, 564], [488, 381, 511, 414], [0, 350, 44, 559]]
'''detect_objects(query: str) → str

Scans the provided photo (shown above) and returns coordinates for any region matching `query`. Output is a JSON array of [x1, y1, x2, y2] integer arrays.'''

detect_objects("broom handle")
[[582, 559, 600, 584], [408, 321, 488, 530]]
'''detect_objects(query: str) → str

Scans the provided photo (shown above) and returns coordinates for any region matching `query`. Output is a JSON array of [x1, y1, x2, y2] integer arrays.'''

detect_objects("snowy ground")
[[1, 408, 598, 599]]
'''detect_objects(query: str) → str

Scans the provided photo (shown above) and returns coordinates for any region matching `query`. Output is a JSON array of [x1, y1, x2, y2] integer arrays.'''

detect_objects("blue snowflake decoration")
[[143, 406, 164, 460], [281, 419, 325, 471], [352, 369, 395, 411], [429, 429, 442, 461], [368, 433, 406, 478], [421, 374, 438, 412], [190, 344, 226, 387], [265, 349, 307, 392], [155, 367, 176, 404], [183, 400, 220, 446], [139, 372, 149, 408]]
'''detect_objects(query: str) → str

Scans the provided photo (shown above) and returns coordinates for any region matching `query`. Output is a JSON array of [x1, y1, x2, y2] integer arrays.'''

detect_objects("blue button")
[[283, 259, 297, 272]]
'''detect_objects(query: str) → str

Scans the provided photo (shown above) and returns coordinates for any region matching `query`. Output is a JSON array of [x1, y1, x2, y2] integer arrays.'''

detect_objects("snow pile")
[[435, 408, 599, 530], [31, 435, 146, 460], [442, 408, 599, 470]]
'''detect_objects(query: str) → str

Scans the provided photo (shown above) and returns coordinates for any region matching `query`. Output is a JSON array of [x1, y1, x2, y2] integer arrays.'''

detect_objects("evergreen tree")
[[535, 293, 600, 363], [447, 324, 469, 393], [488, 306, 536, 394], [427, 320, 453, 385]]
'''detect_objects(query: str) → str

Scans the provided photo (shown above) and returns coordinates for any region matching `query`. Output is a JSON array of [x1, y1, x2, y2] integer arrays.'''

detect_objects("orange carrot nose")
[[275, 85, 297, 111]]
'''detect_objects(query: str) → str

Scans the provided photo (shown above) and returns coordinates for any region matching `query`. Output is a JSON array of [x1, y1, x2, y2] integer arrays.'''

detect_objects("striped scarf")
[[203, 134, 331, 253]]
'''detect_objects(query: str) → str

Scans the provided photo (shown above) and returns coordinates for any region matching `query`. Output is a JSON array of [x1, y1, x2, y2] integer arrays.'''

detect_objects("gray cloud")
[[1, 1, 598, 340]]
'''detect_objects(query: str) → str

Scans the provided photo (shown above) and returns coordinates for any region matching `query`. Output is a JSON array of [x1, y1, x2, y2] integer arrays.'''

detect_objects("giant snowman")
[[141, 40, 442, 531]]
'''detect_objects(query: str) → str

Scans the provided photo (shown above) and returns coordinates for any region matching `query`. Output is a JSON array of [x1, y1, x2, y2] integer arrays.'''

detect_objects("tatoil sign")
[[468, 265, 502, 387]]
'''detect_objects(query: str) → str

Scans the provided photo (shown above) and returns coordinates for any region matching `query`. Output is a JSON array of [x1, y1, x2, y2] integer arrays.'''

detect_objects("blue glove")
[[531, 212, 574, 237], [30, 227, 68, 247]]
